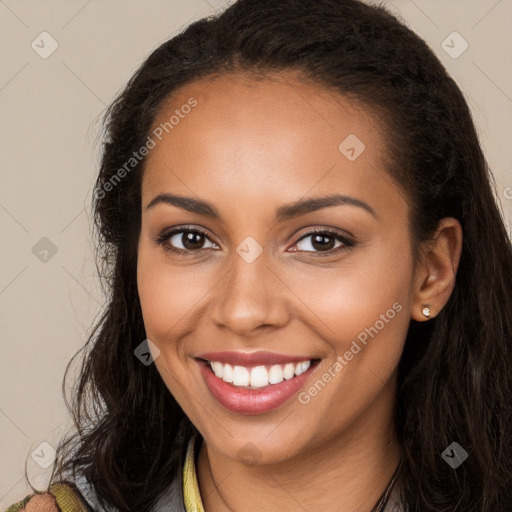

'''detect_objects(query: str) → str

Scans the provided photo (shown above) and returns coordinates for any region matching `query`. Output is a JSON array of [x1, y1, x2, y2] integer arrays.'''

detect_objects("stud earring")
[[422, 305, 431, 318]]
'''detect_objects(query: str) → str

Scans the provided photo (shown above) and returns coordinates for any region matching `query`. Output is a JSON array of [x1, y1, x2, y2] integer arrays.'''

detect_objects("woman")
[[6, 0, 511, 510]]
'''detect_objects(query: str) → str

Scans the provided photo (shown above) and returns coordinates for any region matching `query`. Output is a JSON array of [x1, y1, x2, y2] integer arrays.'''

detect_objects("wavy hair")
[[38, 0, 512, 510]]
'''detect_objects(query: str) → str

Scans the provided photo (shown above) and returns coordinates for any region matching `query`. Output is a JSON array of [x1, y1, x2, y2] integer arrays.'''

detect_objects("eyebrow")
[[145, 193, 377, 222]]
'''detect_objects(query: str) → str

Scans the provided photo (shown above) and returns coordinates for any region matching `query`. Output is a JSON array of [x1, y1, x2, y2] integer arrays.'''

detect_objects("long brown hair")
[[38, 0, 512, 510]]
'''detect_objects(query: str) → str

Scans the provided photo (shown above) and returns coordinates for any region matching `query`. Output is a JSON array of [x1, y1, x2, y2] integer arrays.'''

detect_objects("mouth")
[[195, 356, 322, 414], [199, 358, 320, 388]]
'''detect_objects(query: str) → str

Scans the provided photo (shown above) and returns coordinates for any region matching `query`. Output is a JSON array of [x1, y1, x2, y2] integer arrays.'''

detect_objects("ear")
[[411, 217, 463, 322]]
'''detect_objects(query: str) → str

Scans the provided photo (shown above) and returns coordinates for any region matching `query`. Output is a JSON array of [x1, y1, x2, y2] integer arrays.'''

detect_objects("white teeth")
[[232, 366, 250, 386], [283, 363, 295, 380], [268, 364, 284, 384], [249, 366, 269, 388], [223, 364, 233, 383], [211, 361, 224, 378], [208, 359, 313, 388]]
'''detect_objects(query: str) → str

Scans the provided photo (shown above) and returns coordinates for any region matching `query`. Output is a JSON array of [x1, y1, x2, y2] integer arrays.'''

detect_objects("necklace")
[[371, 457, 403, 512]]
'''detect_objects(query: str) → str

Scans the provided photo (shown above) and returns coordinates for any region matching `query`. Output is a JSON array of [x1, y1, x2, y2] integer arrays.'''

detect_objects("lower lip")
[[197, 359, 319, 415]]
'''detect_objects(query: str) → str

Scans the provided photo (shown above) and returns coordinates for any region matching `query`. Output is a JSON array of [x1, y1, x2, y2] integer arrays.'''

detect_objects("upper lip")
[[196, 351, 317, 366]]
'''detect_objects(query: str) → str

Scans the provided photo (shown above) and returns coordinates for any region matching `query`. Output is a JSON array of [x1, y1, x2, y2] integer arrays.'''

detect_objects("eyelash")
[[154, 225, 356, 258]]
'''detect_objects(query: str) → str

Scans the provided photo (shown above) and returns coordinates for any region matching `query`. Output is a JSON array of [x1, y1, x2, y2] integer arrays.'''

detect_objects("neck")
[[197, 379, 402, 512]]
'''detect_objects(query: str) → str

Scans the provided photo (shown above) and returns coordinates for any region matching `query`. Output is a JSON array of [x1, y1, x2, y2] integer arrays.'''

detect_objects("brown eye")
[[176, 231, 207, 250], [156, 227, 219, 254], [291, 230, 355, 255]]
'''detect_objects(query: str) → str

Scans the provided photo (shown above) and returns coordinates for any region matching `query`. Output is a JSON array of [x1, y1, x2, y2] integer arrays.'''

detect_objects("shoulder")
[[72, 470, 186, 512], [4, 447, 189, 512], [4, 492, 57, 512], [3, 481, 96, 512]]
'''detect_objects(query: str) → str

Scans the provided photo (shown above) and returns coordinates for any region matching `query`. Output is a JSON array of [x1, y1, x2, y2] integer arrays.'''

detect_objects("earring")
[[422, 305, 431, 318]]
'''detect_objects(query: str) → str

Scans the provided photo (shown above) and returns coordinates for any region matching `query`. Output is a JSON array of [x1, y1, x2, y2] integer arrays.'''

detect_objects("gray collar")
[[73, 439, 404, 512]]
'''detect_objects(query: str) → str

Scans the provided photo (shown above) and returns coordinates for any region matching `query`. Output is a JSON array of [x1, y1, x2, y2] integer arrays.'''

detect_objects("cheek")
[[285, 238, 413, 342], [285, 243, 413, 412], [335, 247, 413, 389], [136, 246, 215, 342]]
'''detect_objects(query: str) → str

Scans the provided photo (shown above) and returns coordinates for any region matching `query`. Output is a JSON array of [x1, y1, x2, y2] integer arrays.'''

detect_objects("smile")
[[207, 360, 312, 388], [195, 352, 321, 414]]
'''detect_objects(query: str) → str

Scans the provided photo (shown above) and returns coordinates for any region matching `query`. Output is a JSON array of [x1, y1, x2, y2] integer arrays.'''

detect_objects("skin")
[[21, 72, 462, 511], [21, 493, 58, 511], [132, 71, 463, 512]]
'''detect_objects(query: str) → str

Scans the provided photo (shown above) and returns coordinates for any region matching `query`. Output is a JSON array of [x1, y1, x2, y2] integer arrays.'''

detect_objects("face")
[[136, 71, 416, 465]]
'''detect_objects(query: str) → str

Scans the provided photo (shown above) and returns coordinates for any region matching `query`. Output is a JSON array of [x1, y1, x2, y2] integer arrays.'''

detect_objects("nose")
[[209, 246, 291, 337]]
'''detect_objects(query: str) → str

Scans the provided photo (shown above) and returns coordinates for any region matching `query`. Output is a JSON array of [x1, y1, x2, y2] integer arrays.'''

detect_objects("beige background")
[[1, 0, 511, 507]]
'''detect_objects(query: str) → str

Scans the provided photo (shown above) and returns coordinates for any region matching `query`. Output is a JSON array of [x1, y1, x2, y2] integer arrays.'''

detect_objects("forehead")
[[141, 71, 401, 219]]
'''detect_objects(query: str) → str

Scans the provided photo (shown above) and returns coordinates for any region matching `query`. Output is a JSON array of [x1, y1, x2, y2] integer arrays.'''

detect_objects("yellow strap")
[[3, 495, 30, 512], [49, 483, 90, 512], [183, 437, 205, 512], [5, 443, 203, 512], [3, 484, 89, 512]]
